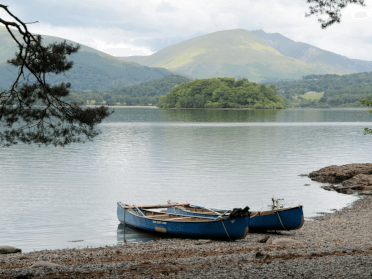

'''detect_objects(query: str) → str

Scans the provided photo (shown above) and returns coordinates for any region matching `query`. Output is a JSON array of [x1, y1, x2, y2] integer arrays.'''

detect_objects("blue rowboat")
[[117, 202, 249, 240], [167, 204, 304, 232]]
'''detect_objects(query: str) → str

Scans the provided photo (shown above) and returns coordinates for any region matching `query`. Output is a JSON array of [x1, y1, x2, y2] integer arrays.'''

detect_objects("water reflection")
[[117, 224, 164, 244], [158, 109, 282, 122], [104, 107, 372, 123]]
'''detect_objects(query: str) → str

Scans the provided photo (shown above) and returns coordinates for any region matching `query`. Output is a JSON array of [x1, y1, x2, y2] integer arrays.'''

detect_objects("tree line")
[[61, 75, 191, 106], [265, 72, 372, 108]]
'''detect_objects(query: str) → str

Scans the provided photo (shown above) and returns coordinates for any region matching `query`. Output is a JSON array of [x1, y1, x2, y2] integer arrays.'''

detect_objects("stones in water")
[[0, 246, 22, 254], [341, 174, 372, 195], [310, 163, 372, 195], [309, 163, 372, 183]]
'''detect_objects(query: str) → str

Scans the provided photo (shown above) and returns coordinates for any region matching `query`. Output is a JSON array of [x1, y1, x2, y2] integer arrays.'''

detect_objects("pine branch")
[[0, 5, 112, 147]]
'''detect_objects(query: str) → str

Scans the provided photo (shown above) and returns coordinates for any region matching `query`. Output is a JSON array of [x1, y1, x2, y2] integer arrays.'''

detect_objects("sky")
[[1, 0, 372, 60]]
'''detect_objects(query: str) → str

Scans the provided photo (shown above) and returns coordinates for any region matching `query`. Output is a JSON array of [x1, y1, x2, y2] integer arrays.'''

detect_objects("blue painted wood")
[[117, 203, 248, 240], [167, 206, 304, 231]]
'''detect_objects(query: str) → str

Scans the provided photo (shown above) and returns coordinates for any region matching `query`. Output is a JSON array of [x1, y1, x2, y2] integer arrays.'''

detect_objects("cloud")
[[156, 2, 178, 13], [94, 41, 154, 57], [2, 0, 372, 60]]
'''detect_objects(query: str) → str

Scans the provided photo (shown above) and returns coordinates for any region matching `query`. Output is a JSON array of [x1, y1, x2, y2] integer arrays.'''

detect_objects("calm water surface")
[[1, 108, 371, 251]]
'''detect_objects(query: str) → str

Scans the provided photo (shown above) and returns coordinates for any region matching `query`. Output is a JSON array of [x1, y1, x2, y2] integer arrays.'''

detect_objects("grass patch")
[[302, 92, 324, 100]]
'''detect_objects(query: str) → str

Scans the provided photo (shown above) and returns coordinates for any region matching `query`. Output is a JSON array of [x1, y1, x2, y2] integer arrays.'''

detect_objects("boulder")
[[272, 238, 302, 246], [0, 246, 22, 254], [31, 261, 61, 268], [341, 174, 372, 195], [309, 163, 372, 183], [320, 175, 372, 195]]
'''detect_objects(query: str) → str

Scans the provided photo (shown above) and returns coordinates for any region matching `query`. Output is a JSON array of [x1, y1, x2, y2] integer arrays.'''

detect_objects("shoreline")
[[1, 196, 371, 278], [86, 105, 370, 110]]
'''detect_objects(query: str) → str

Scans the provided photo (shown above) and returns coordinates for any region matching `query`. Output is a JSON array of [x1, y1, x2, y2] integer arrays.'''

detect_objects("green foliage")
[[59, 75, 191, 107], [265, 72, 372, 108], [109, 75, 191, 98], [360, 95, 372, 135], [265, 72, 372, 98], [157, 78, 285, 109], [306, 0, 365, 29]]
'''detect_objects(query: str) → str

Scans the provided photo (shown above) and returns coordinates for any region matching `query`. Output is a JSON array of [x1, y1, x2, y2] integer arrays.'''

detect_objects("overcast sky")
[[1, 0, 372, 60]]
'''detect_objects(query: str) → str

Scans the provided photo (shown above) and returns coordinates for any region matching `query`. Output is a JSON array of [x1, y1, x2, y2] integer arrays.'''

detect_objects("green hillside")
[[130, 29, 322, 82], [265, 72, 372, 108], [61, 74, 191, 106], [109, 75, 191, 98], [266, 72, 372, 97], [0, 26, 173, 91], [158, 77, 285, 109]]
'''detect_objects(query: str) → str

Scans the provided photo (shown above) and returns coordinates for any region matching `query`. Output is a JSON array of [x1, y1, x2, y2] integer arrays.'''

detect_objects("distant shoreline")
[[86, 106, 370, 110], [87, 105, 158, 108]]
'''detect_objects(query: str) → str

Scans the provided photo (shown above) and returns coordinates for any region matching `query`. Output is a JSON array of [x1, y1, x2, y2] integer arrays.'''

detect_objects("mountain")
[[251, 30, 372, 74], [0, 26, 173, 91], [122, 29, 372, 83], [123, 29, 318, 83]]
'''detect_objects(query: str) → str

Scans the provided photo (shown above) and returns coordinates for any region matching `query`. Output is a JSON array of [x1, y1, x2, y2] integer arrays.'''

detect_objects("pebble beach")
[[1, 194, 372, 278]]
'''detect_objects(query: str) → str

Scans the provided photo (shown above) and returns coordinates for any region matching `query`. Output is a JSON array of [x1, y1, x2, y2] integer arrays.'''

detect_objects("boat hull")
[[117, 203, 248, 240], [168, 206, 304, 231]]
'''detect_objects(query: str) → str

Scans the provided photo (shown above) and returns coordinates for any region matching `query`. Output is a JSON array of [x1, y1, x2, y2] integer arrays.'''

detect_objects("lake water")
[[1, 108, 371, 252]]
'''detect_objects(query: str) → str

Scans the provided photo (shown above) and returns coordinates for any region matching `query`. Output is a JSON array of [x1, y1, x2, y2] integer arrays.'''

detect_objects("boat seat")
[[147, 214, 171, 218], [165, 217, 193, 221]]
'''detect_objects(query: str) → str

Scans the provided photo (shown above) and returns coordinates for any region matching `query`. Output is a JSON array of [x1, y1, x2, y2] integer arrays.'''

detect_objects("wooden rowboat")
[[117, 202, 249, 240], [167, 204, 304, 232]]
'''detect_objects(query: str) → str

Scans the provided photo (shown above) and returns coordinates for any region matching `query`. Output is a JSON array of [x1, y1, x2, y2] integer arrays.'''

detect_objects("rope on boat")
[[213, 210, 229, 221], [250, 211, 261, 218], [276, 211, 288, 231], [220, 220, 232, 241], [123, 205, 127, 244]]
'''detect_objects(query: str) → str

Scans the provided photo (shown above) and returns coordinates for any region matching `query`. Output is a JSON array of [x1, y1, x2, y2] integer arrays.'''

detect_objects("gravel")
[[1, 196, 372, 278]]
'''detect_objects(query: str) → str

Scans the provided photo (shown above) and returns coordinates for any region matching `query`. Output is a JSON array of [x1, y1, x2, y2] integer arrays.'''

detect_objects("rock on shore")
[[0, 246, 21, 255], [309, 163, 372, 195]]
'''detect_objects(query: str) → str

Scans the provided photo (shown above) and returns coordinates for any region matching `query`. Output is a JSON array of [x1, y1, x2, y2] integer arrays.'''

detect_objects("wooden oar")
[[123, 203, 190, 209], [190, 204, 224, 216]]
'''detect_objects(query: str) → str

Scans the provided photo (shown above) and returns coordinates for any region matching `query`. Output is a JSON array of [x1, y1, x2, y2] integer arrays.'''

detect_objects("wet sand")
[[1, 196, 372, 278]]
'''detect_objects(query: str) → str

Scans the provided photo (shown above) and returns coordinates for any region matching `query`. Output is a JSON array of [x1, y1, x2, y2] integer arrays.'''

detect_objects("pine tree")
[[0, 4, 112, 147]]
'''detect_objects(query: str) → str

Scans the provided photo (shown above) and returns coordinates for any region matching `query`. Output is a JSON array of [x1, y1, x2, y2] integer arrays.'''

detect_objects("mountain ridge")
[[251, 29, 372, 74], [122, 29, 372, 82], [125, 29, 319, 82]]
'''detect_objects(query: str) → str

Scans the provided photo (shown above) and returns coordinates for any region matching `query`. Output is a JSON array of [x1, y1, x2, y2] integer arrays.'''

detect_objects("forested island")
[[157, 78, 286, 109]]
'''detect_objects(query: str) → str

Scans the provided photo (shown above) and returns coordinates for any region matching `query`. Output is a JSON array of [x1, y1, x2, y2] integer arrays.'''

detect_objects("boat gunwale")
[[118, 203, 234, 223], [177, 205, 303, 217]]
